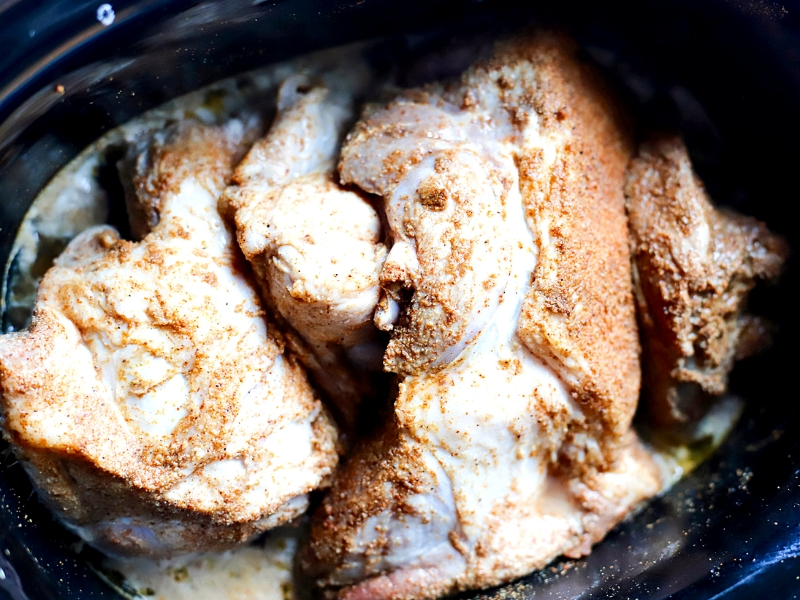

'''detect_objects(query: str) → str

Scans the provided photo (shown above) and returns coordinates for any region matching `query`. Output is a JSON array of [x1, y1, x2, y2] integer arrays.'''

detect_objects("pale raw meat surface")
[[302, 33, 663, 600], [222, 70, 387, 431], [0, 121, 338, 558]]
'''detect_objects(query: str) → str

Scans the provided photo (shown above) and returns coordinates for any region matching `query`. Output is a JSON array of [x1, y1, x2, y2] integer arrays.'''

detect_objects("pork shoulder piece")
[[625, 135, 787, 426], [301, 33, 663, 600], [0, 121, 338, 558], [221, 69, 387, 433]]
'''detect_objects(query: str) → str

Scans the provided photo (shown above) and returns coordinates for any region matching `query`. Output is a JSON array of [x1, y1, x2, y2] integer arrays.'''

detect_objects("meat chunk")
[[222, 72, 387, 432], [625, 135, 787, 426], [301, 33, 663, 600], [0, 121, 338, 558]]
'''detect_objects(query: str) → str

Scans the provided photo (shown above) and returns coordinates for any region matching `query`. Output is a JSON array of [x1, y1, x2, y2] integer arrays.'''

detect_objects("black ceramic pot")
[[0, 1, 798, 599]]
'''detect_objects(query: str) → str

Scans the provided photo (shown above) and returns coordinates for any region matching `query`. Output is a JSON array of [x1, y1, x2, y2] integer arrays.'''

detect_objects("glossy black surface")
[[1, 0, 799, 599]]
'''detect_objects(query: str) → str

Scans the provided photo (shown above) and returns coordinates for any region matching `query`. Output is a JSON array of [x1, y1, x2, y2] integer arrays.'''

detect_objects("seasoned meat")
[[222, 72, 387, 432], [0, 121, 338, 558], [625, 135, 788, 426], [301, 33, 663, 600]]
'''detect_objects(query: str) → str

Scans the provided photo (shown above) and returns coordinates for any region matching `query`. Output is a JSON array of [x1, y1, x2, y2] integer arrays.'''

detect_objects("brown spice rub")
[[381, 150, 511, 375], [511, 34, 640, 456], [625, 135, 787, 425], [302, 420, 433, 582], [122, 121, 254, 240]]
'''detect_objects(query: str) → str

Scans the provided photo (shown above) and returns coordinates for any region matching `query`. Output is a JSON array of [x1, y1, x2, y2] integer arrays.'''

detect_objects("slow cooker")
[[0, 0, 798, 598]]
